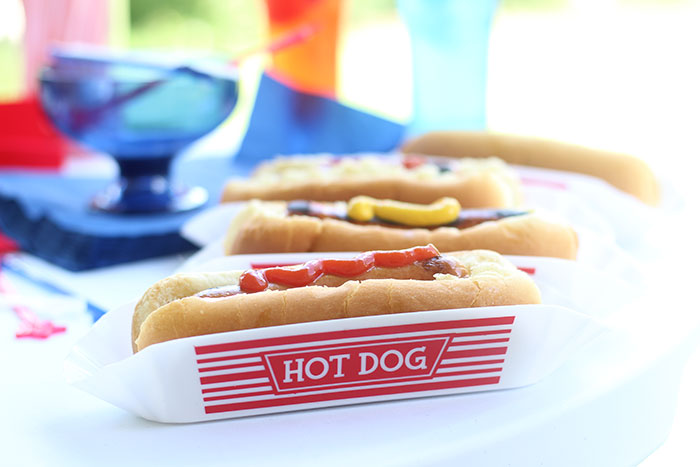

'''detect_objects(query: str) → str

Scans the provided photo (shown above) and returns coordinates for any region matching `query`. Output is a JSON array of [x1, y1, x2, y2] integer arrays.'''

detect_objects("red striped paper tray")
[[64, 254, 628, 423]]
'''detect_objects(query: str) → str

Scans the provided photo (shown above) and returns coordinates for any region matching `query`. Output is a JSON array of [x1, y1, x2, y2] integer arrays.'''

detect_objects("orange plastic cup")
[[265, 0, 342, 97]]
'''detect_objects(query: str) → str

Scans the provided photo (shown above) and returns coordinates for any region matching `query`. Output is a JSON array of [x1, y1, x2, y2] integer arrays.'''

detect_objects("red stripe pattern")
[[520, 177, 568, 190], [194, 316, 515, 415]]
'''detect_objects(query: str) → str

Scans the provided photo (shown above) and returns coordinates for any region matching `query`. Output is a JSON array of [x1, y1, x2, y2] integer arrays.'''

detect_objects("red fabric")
[[0, 231, 18, 253], [0, 96, 67, 169]]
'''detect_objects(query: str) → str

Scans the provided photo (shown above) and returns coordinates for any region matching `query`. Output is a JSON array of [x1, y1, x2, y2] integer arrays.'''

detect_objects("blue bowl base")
[[91, 178, 208, 214]]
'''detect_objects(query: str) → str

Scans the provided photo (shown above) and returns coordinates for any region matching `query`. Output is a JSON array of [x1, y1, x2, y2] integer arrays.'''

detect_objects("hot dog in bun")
[[401, 131, 660, 205], [221, 154, 522, 208], [223, 197, 579, 260], [132, 246, 541, 352]]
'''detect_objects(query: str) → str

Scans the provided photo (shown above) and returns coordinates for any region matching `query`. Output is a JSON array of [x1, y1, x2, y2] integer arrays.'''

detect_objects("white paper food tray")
[[178, 223, 650, 292], [64, 253, 640, 423], [180, 164, 666, 252]]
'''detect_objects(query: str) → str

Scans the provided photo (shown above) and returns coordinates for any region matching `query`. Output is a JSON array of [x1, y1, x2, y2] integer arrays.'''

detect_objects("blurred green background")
[[0, 0, 697, 121], [0, 0, 575, 102], [1, 0, 695, 173]]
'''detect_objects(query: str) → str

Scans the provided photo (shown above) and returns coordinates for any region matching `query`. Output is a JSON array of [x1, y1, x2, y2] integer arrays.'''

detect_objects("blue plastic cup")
[[398, 0, 499, 136]]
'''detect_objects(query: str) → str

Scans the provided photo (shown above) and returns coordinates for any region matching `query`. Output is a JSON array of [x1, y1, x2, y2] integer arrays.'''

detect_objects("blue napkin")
[[0, 156, 238, 271], [234, 73, 406, 169]]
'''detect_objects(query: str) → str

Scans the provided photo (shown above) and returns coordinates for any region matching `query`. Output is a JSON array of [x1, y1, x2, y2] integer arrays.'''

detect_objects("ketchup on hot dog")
[[197, 245, 465, 299], [239, 245, 441, 293]]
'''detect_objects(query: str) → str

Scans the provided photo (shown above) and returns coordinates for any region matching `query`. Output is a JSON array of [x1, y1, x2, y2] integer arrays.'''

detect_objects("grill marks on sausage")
[[419, 256, 467, 277]]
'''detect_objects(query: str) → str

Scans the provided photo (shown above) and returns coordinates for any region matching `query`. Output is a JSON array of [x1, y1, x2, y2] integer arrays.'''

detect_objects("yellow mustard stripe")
[[347, 196, 461, 227]]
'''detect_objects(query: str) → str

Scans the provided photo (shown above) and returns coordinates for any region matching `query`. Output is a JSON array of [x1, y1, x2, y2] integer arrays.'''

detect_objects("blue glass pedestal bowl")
[[39, 50, 239, 213]]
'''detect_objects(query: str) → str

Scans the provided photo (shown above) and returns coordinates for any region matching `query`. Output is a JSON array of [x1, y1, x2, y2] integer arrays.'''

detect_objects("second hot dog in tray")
[[223, 197, 579, 260]]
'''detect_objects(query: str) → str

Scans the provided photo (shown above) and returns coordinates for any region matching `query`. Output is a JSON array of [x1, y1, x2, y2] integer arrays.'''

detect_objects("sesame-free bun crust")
[[401, 131, 660, 205], [133, 250, 541, 352]]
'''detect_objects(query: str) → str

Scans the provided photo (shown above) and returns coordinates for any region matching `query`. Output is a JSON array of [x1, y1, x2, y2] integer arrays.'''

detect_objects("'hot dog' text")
[[263, 337, 450, 392]]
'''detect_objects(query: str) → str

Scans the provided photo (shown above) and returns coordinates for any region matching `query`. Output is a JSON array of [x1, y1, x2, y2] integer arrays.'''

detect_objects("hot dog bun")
[[221, 154, 522, 208], [132, 249, 541, 352], [223, 201, 579, 260], [401, 131, 660, 205]]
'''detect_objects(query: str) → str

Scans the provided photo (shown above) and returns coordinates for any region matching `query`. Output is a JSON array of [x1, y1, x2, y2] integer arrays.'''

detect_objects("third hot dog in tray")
[[221, 154, 522, 208], [223, 195, 579, 260]]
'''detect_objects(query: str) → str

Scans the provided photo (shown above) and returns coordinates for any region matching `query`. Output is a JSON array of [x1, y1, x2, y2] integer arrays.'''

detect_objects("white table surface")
[[1, 179, 699, 466], [2, 248, 699, 467], [4, 2, 700, 464]]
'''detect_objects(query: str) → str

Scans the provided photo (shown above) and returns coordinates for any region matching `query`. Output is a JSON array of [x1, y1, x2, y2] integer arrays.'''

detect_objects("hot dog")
[[400, 131, 660, 205], [222, 197, 579, 260], [220, 154, 523, 208], [132, 246, 541, 352]]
